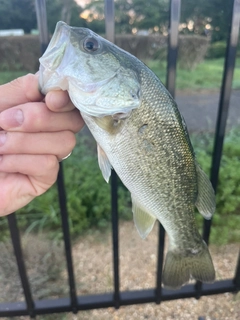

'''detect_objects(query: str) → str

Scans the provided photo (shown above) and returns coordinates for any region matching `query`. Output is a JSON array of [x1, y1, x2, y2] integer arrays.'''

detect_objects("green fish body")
[[39, 22, 216, 289]]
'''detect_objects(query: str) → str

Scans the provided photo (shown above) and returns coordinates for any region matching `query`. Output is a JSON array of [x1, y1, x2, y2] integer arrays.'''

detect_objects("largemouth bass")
[[39, 21, 216, 289]]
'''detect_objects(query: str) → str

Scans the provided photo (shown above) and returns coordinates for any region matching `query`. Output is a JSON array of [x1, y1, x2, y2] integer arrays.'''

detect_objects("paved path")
[[176, 90, 240, 133]]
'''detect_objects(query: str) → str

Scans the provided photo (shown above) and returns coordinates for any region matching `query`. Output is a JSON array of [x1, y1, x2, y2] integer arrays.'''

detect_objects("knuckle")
[[71, 110, 84, 132], [44, 154, 58, 172], [10, 73, 36, 95], [27, 103, 47, 128], [64, 131, 76, 151]]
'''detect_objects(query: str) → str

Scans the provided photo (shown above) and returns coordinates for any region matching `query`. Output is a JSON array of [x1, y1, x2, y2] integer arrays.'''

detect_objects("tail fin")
[[162, 241, 215, 289]]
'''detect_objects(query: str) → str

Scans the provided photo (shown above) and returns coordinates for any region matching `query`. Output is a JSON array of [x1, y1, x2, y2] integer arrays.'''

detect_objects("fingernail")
[[1, 108, 24, 128], [0, 132, 7, 146]]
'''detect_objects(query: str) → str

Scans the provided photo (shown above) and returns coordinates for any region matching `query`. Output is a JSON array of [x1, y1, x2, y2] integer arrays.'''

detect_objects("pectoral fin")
[[93, 115, 124, 135], [132, 196, 156, 239], [97, 144, 112, 183], [195, 161, 215, 219]]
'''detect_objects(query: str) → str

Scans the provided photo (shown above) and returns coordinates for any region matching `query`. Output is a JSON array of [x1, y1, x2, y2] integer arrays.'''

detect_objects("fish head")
[[39, 21, 141, 117]]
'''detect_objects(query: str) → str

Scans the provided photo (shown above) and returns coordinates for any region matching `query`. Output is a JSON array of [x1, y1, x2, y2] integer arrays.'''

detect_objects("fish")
[[39, 21, 216, 289]]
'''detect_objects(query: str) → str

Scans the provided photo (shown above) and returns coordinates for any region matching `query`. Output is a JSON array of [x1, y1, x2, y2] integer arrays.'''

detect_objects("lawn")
[[0, 70, 27, 85], [1, 58, 240, 90], [147, 57, 240, 90]]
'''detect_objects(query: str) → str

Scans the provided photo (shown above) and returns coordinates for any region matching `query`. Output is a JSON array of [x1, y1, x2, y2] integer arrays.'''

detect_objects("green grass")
[[0, 70, 28, 85], [146, 58, 240, 90], [1, 57, 240, 90]]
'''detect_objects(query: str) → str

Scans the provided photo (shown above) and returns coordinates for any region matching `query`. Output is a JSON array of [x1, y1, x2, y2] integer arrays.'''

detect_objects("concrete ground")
[[176, 89, 240, 133]]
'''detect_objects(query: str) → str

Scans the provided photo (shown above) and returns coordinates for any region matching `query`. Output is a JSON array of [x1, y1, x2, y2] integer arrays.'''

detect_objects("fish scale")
[[39, 21, 216, 289]]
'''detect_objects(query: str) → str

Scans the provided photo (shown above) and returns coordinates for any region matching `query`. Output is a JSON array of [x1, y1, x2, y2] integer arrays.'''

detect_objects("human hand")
[[0, 73, 84, 216]]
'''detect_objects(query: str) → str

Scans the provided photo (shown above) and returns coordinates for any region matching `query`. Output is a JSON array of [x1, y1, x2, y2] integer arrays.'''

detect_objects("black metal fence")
[[0, 0, 240, 318]]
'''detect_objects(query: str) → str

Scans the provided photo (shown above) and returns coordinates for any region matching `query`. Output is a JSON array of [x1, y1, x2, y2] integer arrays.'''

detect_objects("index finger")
[[0, 74, 43, 111]]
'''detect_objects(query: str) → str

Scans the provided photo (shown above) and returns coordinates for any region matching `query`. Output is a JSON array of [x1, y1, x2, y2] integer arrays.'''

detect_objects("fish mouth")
[[39, 21, 116, 95], [49, 21, 69, 50]]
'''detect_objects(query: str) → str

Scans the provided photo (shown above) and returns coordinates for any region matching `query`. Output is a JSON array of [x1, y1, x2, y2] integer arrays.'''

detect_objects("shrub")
[[1, 34, 209, 73], [178, 35, 210, 70], [206, 41, 227, 59], [191, 127, 240, 245], [0, 35, 40, 72]]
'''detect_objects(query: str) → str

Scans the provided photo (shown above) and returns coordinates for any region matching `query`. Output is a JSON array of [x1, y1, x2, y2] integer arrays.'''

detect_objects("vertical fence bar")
[[35, 0, 78, 312], [35, 0, 49, 53], [7, 214, 35, 318], [57, 164, 78, 312], [166, 0, 181, 98], [104, 0, 120, 308], [204, 0, 240, 244], [234, 250, 240, 289], [110, 170, 120, 308], [196, 0, 240, 298], [155, 223, 165, 304], [155, 0, 181, 303], [104, 0, 115, 43]]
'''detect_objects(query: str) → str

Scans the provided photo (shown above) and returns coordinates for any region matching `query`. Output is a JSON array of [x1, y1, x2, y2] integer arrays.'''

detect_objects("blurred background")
[[0, 1, 239, 319]]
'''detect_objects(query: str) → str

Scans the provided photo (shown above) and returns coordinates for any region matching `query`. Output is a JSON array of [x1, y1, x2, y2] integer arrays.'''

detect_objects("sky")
[[75, 0, 91, 7]]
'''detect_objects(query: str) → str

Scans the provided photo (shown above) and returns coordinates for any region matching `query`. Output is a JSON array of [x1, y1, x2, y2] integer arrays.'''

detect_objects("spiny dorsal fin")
[[97, 144, 112, 183], [195, 161, 215, 219], [132, 196, 156, 239]]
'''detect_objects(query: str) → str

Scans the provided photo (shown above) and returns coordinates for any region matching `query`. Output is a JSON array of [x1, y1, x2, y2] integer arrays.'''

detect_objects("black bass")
[[39, 21, 216, 289]]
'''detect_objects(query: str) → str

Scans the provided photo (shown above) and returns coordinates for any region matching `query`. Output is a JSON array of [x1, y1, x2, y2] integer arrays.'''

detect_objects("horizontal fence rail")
[[0, 0, 239, 318]]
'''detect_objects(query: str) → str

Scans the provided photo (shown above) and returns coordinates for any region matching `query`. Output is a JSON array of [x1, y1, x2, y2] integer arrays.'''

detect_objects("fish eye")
[[83, 37, 100, 52]]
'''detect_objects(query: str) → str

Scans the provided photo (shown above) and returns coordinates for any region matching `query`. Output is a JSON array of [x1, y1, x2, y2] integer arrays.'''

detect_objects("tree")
[[181, 0, 232, 41], [0, 0, 85, 34], [46, 0, 86, 34], [0, 0, 232, 41], [0, 0, 36, 33], [130, 0, 169, 32], [84, 0, 233, 41]]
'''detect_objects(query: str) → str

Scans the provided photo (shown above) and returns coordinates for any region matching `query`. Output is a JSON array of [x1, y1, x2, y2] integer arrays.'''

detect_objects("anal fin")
[[195, 161, 216, 219], [132, 196, 156, 239], [97, 144, 112, 183]]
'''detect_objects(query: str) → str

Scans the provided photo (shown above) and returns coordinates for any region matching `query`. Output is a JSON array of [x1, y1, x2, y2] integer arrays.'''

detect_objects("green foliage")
[[190, 127, 240, 245], [0, 0, 85, 35], [216, 128, 240, 216], [206, 41, 227, 59], [0, 0, 36, 33], [130, 0, 169, 32], [206, 40, 240, 60], [84, 0, 231, 41], [0, 0, 235, 44], [46, 0, 86, 34], [180, 0, 231, 42]]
